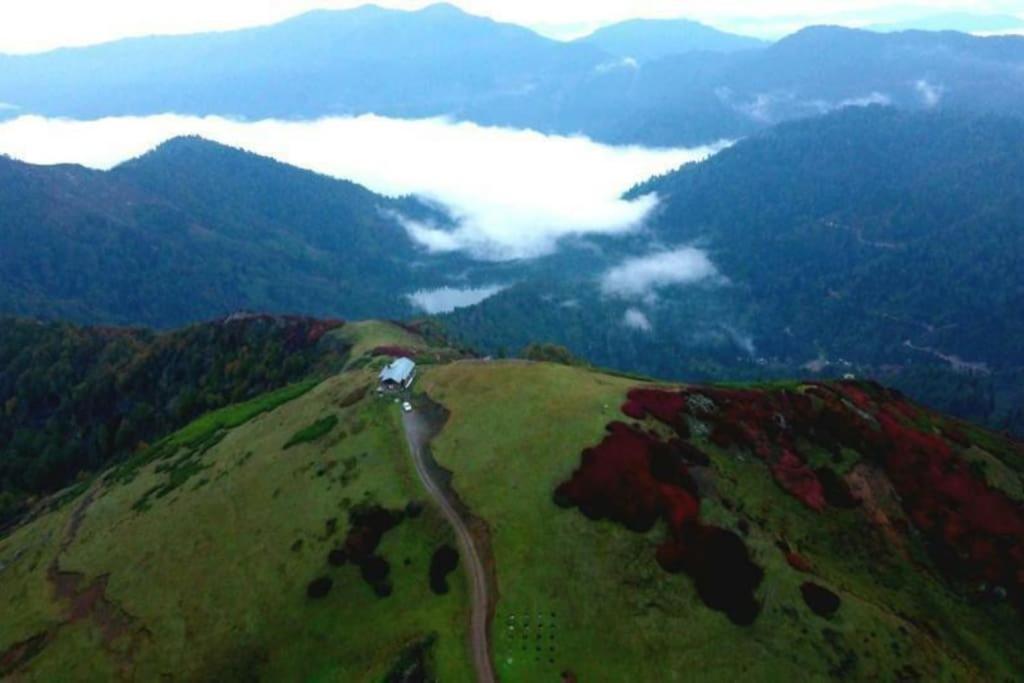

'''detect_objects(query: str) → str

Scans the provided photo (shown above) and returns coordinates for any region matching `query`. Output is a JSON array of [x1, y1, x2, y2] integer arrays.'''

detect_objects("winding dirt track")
[[402, 410, 496, 683]]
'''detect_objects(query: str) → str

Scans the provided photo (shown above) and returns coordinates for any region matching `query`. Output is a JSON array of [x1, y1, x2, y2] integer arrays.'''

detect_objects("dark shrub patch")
[[337, 383, 369, 408], [816, 467, 859, 509], [340, 505, 405, 597], [284, 415, 339, 449], [359, 555, 393, 598], [429, 545, 460, 595], [327, 549, 348, 566], [801, 582, 841, 618], [405, 500, 424, 518], [344, 506, 404, 560], [306, 576, 333, 599], [658, 525, 764, 625], [360, 555, 391, 583], [324, 518, 337, 537]]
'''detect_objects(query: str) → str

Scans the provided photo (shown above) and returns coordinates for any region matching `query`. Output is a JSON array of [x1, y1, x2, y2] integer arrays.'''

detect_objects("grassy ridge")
[[419, 361, 1024, 681], [3, 355, 1022, 680], [0, 371, 473, 680]]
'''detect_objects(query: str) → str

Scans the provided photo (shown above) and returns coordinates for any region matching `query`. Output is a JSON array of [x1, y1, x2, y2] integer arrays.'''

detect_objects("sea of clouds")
[[0, 114, 725, 261]]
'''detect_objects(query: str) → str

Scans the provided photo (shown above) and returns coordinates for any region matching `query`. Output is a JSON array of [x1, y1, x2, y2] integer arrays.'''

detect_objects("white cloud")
[[838, 92, 891, 108], [915, 79, 945, 108], [601, 247, 720, 299], [406, 285, 505, 313], [720, 88, 892, 123], [623, 308, 652, 332], [0, 114, 719, 261], [595, 56, 640, 73]]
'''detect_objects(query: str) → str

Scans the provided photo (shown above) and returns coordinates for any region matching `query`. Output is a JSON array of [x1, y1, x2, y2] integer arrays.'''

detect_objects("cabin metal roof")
[[379, 357, 416, 384]]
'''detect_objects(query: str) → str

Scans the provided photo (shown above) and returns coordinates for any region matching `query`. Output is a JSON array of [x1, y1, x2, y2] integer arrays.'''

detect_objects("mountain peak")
[[577, 16, 766, 62]]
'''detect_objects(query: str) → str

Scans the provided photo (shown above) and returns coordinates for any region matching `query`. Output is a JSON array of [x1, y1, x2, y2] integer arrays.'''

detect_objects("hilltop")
[[0, 315, 464, 524], [0, 137, 476, 327], [575, 19, 766, 62], [2, 331, 1023, 680]]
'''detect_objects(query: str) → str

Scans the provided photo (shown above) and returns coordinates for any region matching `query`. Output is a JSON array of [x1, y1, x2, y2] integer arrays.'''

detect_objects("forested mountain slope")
[[0, 314, 358, 521], [0, 137, 462, 326], [443, 109, 1024, 434], [634, 107, 1024, 367]]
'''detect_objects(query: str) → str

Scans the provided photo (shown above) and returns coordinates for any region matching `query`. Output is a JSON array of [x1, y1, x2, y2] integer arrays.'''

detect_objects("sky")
[[1, 0, 1023, 53], [0, 113, 720, 260]]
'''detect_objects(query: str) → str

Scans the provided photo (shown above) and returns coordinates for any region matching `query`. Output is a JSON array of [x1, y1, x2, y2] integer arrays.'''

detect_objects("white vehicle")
[[402, 401, 413, 413]]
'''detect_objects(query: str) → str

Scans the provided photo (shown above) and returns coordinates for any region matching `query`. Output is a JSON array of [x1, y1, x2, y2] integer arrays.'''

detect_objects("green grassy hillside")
[[1, 370, 472, 680], [3, 354, 1023, 681]]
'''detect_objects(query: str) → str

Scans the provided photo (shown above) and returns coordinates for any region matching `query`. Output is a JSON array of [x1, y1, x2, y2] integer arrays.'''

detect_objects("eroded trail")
[[401, 409, 496, 683]]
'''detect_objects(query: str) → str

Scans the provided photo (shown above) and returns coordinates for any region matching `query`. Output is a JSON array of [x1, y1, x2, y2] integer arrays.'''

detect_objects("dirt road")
[[401, 409, 496, 683]]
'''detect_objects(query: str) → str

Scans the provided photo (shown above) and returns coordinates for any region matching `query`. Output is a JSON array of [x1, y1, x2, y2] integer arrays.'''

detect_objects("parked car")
[[402, 401, 413, 413]]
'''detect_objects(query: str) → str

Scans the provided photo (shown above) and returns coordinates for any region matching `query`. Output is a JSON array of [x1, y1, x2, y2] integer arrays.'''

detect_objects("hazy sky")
[[1, 1, 1022, 53]]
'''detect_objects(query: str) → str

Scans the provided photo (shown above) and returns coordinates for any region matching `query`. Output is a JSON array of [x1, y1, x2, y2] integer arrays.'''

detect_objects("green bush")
[[284, 415, 339, 450]]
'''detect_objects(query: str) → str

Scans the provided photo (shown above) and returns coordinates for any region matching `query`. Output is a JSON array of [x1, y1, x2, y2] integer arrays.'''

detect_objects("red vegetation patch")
[[876, 408, 1024, 607], [555, 422, 762, 624], [602, 381, 1024, 614], [0, 633, 48, 676], [622, 388, 689, 434], [221, 313, 344, 350], [786, 552, 815, 573], [555, 423, 699, 533], [46, 569, 144, 657], [635, 385, 835, 511], [643, 380, 1024, 612], [771, 450, 826, 511]]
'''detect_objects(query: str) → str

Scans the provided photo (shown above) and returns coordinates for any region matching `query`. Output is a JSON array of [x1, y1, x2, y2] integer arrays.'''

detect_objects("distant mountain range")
[[868, 12, 1024, 34], [2, 4, 1024, 146], [575, 18, 766, 62]]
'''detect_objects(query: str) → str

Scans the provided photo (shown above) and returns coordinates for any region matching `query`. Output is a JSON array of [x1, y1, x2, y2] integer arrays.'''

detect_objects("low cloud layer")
[[406, 285, 505, 314], [0, 114, 722, 261], [915, 79, 945, 108], [718, 88, 893, 124], [623, 308, 653, 332], [601, 248, 720, 300]]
